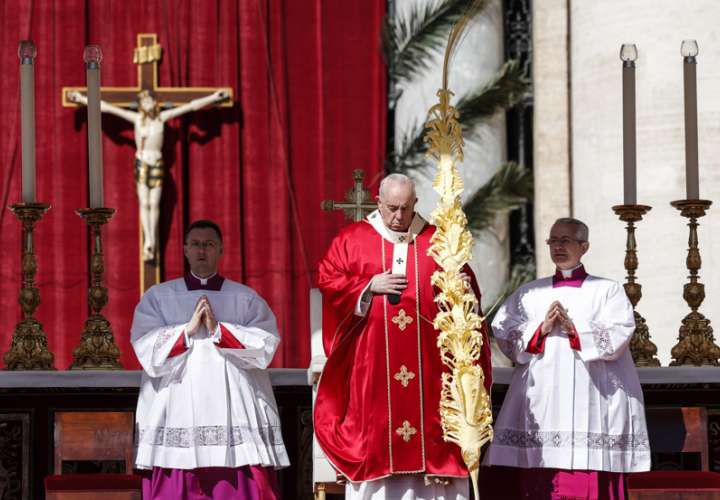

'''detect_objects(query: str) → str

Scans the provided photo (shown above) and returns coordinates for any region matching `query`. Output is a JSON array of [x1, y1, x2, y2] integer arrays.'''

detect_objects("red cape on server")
[[314, 211, 493, 482]]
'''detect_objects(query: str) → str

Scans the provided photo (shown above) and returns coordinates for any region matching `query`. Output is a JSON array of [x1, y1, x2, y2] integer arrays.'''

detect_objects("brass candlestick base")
[[670, 199, 720, 366], [70, 208, 122, 370], [4, 203, 55, 370], [612, 204, 660, 367]]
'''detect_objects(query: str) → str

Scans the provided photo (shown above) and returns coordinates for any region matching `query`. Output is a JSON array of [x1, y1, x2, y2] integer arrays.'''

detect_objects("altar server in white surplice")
[[481, 217, 650, 500], [131, 219, 288, 500]]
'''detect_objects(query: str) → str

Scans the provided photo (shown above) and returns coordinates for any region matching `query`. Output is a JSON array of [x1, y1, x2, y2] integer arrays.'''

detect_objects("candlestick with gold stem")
[[4, 203, 54, 370], [669, 199, 720, 366], [612, 204, 660, 366], [70, 207, 122, 369]]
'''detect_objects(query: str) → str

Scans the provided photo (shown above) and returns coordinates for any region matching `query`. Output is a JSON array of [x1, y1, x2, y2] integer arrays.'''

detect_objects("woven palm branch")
[[425, 2, 494, 497]]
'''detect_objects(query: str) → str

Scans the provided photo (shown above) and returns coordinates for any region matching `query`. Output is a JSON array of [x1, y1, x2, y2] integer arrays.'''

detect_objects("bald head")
[[377, 174, 417, 232], [379, 173, 416, 199]]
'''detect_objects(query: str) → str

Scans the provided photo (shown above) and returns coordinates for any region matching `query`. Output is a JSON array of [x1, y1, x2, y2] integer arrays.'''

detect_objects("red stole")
[[314, 220, 493, 482]]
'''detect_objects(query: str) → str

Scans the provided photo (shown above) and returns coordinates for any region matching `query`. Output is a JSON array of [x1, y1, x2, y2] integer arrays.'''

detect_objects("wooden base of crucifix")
[[140, 224, 162, 294]]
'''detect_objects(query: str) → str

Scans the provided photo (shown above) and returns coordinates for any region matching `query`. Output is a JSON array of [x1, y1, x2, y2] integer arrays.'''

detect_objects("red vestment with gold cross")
[[314, 216, 493, 482]]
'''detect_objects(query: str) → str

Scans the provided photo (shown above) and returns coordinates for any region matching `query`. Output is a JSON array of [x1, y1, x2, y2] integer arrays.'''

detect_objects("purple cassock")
[[142, 465, 279, 500]]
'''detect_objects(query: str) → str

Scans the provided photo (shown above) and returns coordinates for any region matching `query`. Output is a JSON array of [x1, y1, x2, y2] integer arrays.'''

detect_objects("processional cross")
[[320, 169, 377, 222], [62, 33, 233, 293]]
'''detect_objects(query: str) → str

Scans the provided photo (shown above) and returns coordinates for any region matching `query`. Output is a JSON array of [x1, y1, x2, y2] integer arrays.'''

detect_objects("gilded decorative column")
[[70, 208, 122, 369], [612, 204, 660, 366], [4, 203, 54, 370], [670, 199, 720, 366]]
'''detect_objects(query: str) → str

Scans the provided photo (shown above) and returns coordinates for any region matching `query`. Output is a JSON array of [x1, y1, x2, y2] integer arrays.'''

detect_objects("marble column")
[[532, 0, 572, 277]]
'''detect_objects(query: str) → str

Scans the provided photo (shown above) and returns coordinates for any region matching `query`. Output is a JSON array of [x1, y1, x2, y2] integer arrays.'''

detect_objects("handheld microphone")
[[388, 293, 401, 305]]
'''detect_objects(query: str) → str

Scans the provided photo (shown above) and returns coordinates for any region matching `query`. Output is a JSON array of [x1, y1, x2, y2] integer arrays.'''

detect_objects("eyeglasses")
[[186, 240, 220, 251], [545, 237, 585, 247]]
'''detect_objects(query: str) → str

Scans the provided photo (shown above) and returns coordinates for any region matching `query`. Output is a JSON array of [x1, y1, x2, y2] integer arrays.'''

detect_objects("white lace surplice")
[[483, 275, 650, 473], [131, 278, 289, 470]]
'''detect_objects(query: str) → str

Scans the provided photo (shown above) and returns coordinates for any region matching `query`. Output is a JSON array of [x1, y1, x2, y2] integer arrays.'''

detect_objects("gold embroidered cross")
[[393, 365, 416, 387], [395, 420, 417, 442], [391, 309, 413, 331]]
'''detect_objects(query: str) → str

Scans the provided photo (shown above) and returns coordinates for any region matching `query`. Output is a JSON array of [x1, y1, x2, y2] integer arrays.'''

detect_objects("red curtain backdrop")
[[0, 0, 386, 369]]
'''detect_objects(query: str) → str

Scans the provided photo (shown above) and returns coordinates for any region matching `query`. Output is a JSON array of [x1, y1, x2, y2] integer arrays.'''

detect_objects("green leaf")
[[390, 59, 527, 173], [456, 59, 530, 134], [485, 257, 536, 325], [464, 162, 533, 232], [383, 0, 488, 89]]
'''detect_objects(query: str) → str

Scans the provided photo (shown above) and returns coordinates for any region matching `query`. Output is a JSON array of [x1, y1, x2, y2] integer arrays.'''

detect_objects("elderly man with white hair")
[[480, 217, 650, 500], [314, 173, 493, 500]]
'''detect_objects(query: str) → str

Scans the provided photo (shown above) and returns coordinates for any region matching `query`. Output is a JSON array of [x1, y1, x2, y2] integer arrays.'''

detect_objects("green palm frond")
[[390, 63, 527, 174], [464, 161, 533, 232], [485, 257, 536, 325], [455, 59, 529, 133], [383, 0, 488, 89]]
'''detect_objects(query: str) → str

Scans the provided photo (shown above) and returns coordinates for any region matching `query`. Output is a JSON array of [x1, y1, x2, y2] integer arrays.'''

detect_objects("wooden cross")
[[391, 309, 413, 331], [62, 33, 233, 294], [321, 169, 377, 222], [62, 33, 233, 109]]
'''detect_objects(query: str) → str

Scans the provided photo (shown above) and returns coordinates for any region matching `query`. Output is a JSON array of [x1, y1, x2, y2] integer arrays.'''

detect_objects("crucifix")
[[320, 169, 377, 222], [62, 33, 233, 294]]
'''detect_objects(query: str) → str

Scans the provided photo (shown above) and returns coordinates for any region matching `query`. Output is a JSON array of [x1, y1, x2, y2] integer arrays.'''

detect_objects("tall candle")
[[84, 45, 104, 208], [19, 41, 36, 203], [620, 44, 638, 205], [681, 39, 699, 200]]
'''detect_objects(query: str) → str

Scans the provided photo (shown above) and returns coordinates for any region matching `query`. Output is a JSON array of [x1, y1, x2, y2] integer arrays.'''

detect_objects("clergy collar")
[[366, 209, 427, 244], [552, 264, 587, 288], [184, 272, 225, 291]]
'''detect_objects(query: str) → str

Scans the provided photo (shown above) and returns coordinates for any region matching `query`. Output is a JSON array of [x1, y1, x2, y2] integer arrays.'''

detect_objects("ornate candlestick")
[[70, 208, 122, 369], [4, 203, 54, 370], [670, 199, 720, 366], [612, 204, 660, 366]]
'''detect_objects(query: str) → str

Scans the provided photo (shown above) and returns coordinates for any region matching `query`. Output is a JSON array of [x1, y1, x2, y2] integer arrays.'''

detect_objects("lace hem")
[[494, 429, 649, 451], [137, 424, 284, 448]]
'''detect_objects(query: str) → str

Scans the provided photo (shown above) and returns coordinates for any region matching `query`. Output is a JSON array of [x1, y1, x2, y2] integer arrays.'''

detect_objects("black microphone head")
[[388, 294, 401, 305]]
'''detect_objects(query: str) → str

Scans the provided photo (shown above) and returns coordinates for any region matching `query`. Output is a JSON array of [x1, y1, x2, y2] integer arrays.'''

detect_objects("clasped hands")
[[187, 295, 218, 337], [541, 300, 575, 337]]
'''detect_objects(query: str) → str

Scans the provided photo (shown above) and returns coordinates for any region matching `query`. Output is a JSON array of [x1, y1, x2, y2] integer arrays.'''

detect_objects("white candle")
[[84, 45, 104, 208], [19, 41, 36, 203], [620, 44, 638, 205], [681, 40, 699, 200]]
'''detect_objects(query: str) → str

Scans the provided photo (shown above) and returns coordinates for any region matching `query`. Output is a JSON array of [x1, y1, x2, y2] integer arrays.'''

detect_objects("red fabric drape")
[[0, 0, 386, 369]]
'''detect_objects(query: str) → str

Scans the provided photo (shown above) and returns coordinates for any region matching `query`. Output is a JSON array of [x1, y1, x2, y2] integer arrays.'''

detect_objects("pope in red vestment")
[[314, 175, 492, 492]]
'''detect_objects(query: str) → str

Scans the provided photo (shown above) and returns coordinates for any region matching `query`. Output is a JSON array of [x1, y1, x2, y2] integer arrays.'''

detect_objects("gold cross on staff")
[[61, 33, 233, 109], [321, 169, 377, 222]]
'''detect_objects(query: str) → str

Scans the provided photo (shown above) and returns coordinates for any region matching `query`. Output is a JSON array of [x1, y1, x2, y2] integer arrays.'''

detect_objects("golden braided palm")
[[424, 1, 493, 497]]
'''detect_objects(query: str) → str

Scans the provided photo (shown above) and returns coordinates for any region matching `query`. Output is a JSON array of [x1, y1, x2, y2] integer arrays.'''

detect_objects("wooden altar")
[[0, 367, 718, 499]]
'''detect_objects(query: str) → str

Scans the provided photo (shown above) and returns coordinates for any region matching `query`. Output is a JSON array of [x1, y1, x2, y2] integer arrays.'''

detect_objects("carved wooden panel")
[[0, 413, 30, 500]]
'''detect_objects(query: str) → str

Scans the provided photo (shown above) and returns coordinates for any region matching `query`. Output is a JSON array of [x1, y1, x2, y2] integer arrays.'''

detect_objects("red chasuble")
[[314, 216, 493, 483]]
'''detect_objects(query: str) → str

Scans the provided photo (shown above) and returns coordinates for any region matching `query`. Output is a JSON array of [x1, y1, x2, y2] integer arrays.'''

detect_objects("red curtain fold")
[[0, 0, 386, 369]]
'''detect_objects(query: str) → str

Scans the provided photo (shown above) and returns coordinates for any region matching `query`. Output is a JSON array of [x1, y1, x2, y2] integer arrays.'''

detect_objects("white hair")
[[553, 217, 589, 241], [378, 173, 415, 198]]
